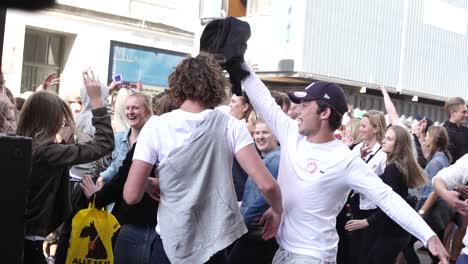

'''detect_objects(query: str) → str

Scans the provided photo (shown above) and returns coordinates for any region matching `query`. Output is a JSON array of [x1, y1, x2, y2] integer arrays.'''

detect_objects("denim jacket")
[[100, 129, 130, 182], [240, 147, 280, 227], [420, 152, 449, 198]]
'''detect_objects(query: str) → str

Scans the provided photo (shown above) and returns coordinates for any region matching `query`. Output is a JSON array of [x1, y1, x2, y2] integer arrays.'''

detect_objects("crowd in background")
[[0, 50, 467, 264]]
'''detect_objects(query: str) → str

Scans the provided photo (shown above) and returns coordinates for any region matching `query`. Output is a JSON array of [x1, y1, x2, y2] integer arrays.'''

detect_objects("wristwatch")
[[418, 209, 425, 215]]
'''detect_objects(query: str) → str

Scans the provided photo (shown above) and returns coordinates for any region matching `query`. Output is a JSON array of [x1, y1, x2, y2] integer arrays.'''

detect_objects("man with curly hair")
[[124, 53, 283, 264]]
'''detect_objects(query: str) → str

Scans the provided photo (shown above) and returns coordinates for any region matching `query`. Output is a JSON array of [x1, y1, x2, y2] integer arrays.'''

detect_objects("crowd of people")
[[0, 49, 468, 264]]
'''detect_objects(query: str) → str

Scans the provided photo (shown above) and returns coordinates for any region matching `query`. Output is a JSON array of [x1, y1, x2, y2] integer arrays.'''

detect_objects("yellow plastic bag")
[[65, 199, 120, 264]]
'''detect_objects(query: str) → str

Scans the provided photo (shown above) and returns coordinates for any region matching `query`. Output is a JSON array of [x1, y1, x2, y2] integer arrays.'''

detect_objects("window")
[[247, 0, 271, 16], [21, 29, 64, 93], [108, 41, 187, 94]]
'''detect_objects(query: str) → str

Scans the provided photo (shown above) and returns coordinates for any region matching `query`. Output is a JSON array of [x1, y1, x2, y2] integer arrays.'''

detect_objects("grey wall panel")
[[299, 0, 468, 100], [401, 0, 468, 99], [302, 0, 404, 86]]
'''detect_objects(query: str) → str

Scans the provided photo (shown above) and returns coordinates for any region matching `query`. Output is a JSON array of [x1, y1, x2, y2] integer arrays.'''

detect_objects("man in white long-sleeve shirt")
[[433, 154, 468, 264], [240, 64, 448, 263]]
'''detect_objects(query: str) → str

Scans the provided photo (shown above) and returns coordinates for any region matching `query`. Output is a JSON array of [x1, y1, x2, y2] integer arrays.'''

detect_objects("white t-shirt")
[[433, 154, 468, 255], [133, 109, 253, 166], [242, 67, 435, 262], [351, 142, 387, 210], [133, 109, 253, 233]]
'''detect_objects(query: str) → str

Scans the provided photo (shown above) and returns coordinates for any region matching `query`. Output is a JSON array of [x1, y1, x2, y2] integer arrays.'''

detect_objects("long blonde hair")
[[346, 118, 362, 145], [112, 88, 132, 132], [386, 126, 427, 188]]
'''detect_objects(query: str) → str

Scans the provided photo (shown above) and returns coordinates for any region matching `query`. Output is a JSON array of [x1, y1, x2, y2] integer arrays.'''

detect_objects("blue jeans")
[[272, 247, 335, 264], [114, 224, 156, 264], [457, 254, 468, 264]]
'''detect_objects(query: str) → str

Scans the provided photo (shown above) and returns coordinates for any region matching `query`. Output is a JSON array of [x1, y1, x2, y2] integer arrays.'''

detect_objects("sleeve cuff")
[[91, 107, 108, 116]]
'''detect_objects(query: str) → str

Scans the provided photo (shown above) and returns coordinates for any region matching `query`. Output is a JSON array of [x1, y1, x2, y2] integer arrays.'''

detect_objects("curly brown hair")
[[168, 53, 227, 109]]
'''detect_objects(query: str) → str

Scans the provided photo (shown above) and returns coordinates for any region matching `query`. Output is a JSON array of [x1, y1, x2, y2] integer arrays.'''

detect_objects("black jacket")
[[25, 108, 114, 237], [443, 121, 468, 164], [93, 143, 158, 226]]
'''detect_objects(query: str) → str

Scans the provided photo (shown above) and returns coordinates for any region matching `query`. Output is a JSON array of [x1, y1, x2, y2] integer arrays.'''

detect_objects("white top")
[[133, 109, 253, 233], [433, 154, 468, 255], [242, 68, 436, 262], [351, 142, 387, 210], [133, 109, 253, 166]]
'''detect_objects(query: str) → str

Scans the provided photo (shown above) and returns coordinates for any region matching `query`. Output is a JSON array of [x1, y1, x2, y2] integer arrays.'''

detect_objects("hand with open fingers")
[[108, 80, 122, 93], [360, 143, 372, 159], [259, 208, 281, 241], [36, 73, 60, 91], [345, 219, 369, 231], [445, 191, 468, 215], [82, 69, 102, 100], [427, 235, 449, 264], [455, 185, 468, 200], [79, 175, 102, 199], [341, 129, 354, 147], [146, 177, 160, 201]]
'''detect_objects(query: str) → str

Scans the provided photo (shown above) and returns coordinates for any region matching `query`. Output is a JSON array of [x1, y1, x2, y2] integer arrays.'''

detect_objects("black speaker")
[[0, 0, 55, 10], [0, 134, 32, 264]]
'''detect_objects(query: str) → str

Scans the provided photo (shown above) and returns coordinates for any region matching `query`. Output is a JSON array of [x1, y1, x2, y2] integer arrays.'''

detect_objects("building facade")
[[2, 0, 198, 98], [233, 0, 468, 122]]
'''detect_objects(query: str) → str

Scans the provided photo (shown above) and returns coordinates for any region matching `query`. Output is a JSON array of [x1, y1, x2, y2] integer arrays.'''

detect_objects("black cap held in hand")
[[288, 82, 348, 115], [200, 17, 251, 96]]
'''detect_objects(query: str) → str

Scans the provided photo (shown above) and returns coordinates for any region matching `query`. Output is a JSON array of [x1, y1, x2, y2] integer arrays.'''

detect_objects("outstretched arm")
[[346, 160, 448, 263]]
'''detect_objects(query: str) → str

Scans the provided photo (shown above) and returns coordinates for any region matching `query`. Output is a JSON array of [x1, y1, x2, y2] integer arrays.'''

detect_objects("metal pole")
[[0, 8, 6, 73]]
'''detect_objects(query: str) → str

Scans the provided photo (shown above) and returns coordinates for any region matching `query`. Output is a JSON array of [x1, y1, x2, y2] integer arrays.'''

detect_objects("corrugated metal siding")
[[302, 0, 404, 87], [300, 0, 468, 100], [402, 0, 468, 99]]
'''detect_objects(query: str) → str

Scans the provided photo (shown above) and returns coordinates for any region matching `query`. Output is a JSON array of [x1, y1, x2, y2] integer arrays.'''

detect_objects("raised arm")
[[241, 63, 296, 144], [39, 70, 114, 166], [380, 85, 400, 126]]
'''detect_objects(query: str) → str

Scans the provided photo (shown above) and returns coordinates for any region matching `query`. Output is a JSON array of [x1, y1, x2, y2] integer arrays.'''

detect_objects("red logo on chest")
[[306, 160, 318, 174]]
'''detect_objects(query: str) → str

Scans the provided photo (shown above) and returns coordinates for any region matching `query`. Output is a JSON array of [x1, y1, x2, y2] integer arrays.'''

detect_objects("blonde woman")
[[345, 126, 428, 264], [342, 110, 387, 263]]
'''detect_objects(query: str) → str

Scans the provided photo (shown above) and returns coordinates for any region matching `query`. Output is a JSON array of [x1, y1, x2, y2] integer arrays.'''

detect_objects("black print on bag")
[[79, 221, 108, 260]]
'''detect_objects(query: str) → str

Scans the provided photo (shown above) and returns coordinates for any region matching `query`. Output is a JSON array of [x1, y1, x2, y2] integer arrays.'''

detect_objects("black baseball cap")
[[288, 81, 348, 115]]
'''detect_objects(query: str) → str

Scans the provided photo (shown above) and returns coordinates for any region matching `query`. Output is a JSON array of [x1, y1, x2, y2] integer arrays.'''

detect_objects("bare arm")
[[380, 85, 399, 126], [433, 177, 468, 215], [419, 192, 438, 216], [124, 160, 154, 204], [235, 144, 282, 215]]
